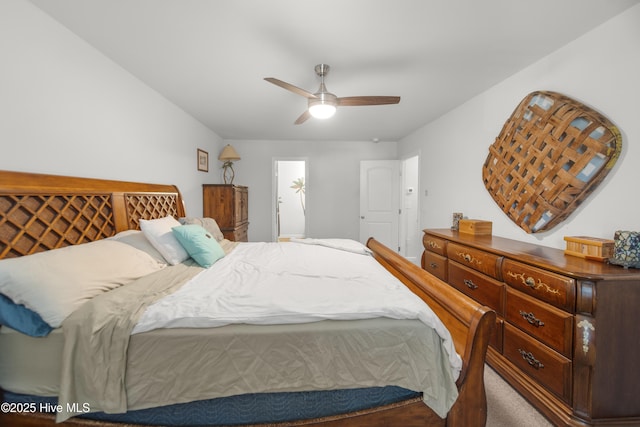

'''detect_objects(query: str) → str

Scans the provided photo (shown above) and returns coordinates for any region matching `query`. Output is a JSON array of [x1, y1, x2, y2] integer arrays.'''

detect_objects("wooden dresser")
[[422, 229, 640, 427], [202, 184, 248, 242]]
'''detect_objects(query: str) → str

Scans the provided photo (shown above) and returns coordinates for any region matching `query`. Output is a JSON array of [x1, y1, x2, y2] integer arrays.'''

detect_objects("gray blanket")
[[57, 262, 458, 422], [58, 261, 204, 421]]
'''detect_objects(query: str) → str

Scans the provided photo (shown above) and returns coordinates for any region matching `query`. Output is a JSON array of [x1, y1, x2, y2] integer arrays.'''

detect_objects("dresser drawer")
[[502, 259, 575, 312], [423, 251, 448, 281], [447, 243, 501, 279], [234, 225, 248, 242], [491, 318, 504, 352], [423, 234, 447, 256], [448, 261, 505, 314], [504, 323, 572, 403], [506, 288, 573, 357], [223, 224, 248, 242]]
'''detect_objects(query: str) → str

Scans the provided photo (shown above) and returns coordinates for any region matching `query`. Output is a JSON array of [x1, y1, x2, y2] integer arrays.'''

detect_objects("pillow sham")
[[139, 216, 190, 265], [179, 217, 225, 241], [0, 293, 53, 337], [172, 224, 225, 268], [108, 229, 167, 265], [0, 240, 165, 327]]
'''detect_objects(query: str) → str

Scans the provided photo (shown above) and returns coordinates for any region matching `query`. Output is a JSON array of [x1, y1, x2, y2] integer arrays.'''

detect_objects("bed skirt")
[[3, 387, 421, 426]]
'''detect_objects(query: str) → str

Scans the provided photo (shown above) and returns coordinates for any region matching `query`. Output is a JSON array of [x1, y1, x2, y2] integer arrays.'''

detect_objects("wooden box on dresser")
[[202, 184, 248, 242], [422, 229, 640, 427]]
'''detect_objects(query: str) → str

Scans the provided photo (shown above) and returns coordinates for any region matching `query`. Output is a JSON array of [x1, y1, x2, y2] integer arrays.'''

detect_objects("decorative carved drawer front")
[[423, 251, 448, 281], [504, 323, 572, 403], [423, 234, 447, 256], [502, 259, 575, 312], [448, 261, 505, 315], [506, 288, 573, 357], [447, 243, 502, 279]]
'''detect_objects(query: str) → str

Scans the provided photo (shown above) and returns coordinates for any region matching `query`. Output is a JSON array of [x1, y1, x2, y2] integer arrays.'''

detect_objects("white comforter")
[[133, 240, 462, 378]]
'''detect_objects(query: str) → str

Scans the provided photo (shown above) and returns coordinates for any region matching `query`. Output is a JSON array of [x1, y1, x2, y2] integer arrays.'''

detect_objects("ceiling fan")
[[264, 64, 401, 125]]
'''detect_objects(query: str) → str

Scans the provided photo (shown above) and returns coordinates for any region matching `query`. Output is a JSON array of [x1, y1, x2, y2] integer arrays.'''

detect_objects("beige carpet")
[[485, 365, 553, 426]]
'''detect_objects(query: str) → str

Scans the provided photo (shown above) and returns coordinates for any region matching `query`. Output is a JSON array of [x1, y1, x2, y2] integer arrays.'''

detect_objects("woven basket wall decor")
[[482, 91, 621, 233]]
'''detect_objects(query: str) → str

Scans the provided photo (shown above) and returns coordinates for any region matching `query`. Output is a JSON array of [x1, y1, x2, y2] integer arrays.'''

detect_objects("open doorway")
[[400, 155, 420, 264], [274, 159, 307, 242]]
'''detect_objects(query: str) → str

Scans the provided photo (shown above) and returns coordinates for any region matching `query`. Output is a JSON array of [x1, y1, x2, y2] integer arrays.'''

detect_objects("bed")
[[0, 170, 495, 427]]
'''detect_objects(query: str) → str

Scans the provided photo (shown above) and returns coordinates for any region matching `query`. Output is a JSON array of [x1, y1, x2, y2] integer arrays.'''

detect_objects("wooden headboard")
[[0, 170, 185, 259]]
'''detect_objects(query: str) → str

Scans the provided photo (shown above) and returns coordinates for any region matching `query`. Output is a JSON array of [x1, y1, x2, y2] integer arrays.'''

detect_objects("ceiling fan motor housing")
[[315, 64, 330, 77]]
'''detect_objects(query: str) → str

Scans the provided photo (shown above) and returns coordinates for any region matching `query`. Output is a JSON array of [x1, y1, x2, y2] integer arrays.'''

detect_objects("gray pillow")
[[179, 217, 225, 241]]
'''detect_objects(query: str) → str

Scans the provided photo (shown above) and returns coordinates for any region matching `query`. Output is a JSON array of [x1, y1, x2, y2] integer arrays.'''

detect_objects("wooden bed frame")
[[0, 170, 496, 427]]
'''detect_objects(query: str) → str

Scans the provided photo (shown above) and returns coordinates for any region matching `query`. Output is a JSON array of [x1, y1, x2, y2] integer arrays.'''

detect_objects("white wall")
[[399, 4, 640, 250], [4, 0, 637, 249], [0, 0, 223, 216], [224, 140, 397, 242]]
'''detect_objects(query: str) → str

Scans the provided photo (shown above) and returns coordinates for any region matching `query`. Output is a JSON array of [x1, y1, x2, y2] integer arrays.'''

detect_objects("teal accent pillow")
[[172, 224, 225, 268], [0, 293, 53, 336]]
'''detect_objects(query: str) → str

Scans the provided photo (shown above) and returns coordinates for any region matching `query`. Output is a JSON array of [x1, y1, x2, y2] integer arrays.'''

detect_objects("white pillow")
[[108, 230, 167, 265], [0, 240, 165, 327], [139, 216, 190, 265]]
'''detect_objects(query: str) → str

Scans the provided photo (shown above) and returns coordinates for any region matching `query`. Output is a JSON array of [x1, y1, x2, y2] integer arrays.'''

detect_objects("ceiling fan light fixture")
[[265, 64, 400, 125], [308, 102, 336, 119], [308, 92, 337, 119]]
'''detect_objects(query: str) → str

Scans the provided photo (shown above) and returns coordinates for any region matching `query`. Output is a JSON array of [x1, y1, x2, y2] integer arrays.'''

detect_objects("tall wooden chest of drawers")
[[202, 184, 248, 242], [422, 229, 640, 426]]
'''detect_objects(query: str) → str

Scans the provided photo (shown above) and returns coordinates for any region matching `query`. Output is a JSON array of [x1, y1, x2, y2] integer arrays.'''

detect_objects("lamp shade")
[[218, 144, 241, 161]]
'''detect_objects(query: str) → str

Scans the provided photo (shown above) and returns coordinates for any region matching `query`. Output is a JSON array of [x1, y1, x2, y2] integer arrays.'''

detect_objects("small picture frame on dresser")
[[197, 149, 209, 172]]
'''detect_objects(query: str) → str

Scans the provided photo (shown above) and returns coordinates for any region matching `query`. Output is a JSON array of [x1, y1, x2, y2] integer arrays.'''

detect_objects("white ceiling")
[[29, 0, 639, 142]]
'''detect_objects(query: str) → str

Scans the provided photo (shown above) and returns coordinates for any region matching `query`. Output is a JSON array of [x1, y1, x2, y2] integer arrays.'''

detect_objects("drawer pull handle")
[[455, 251, 482, 267], [430, 262, 438, 269], [464, 279, 478, 290], [518, 349, 544, 369], [519, 310, 545, 327], [505, 271, 561, 296]]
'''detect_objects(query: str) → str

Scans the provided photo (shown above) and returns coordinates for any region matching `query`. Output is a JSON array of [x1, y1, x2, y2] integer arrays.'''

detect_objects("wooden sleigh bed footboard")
[[0, 170, 496, 427]]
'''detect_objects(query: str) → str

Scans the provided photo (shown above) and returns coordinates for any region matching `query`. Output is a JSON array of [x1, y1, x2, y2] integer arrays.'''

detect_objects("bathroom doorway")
[[273, 159, 307, 241]]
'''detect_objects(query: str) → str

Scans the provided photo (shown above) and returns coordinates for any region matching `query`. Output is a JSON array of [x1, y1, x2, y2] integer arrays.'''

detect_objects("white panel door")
[[359, 160, 400, 251]]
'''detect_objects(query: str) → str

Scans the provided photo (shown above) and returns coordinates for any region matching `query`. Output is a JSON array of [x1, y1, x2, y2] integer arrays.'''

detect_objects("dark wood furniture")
[[202, 184, 248, 242], [0, 170, 496, 427], [422, 228, 640, 427]]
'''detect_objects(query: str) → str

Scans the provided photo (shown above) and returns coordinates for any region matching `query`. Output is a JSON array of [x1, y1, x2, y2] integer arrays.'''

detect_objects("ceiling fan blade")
[[294, 110, 311, 125], [264, 77, 317, 99], [337, 96, 401, 106]]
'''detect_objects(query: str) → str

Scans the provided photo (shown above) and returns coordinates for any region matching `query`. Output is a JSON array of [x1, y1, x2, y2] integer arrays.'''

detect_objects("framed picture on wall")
[[197, 149, 209, 172]]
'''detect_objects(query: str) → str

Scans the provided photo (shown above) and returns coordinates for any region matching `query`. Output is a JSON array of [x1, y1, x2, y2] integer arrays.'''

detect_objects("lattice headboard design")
[[125, 193, 181, 230], [0, 171, 186, 259], [0, 194, 115, 258]]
